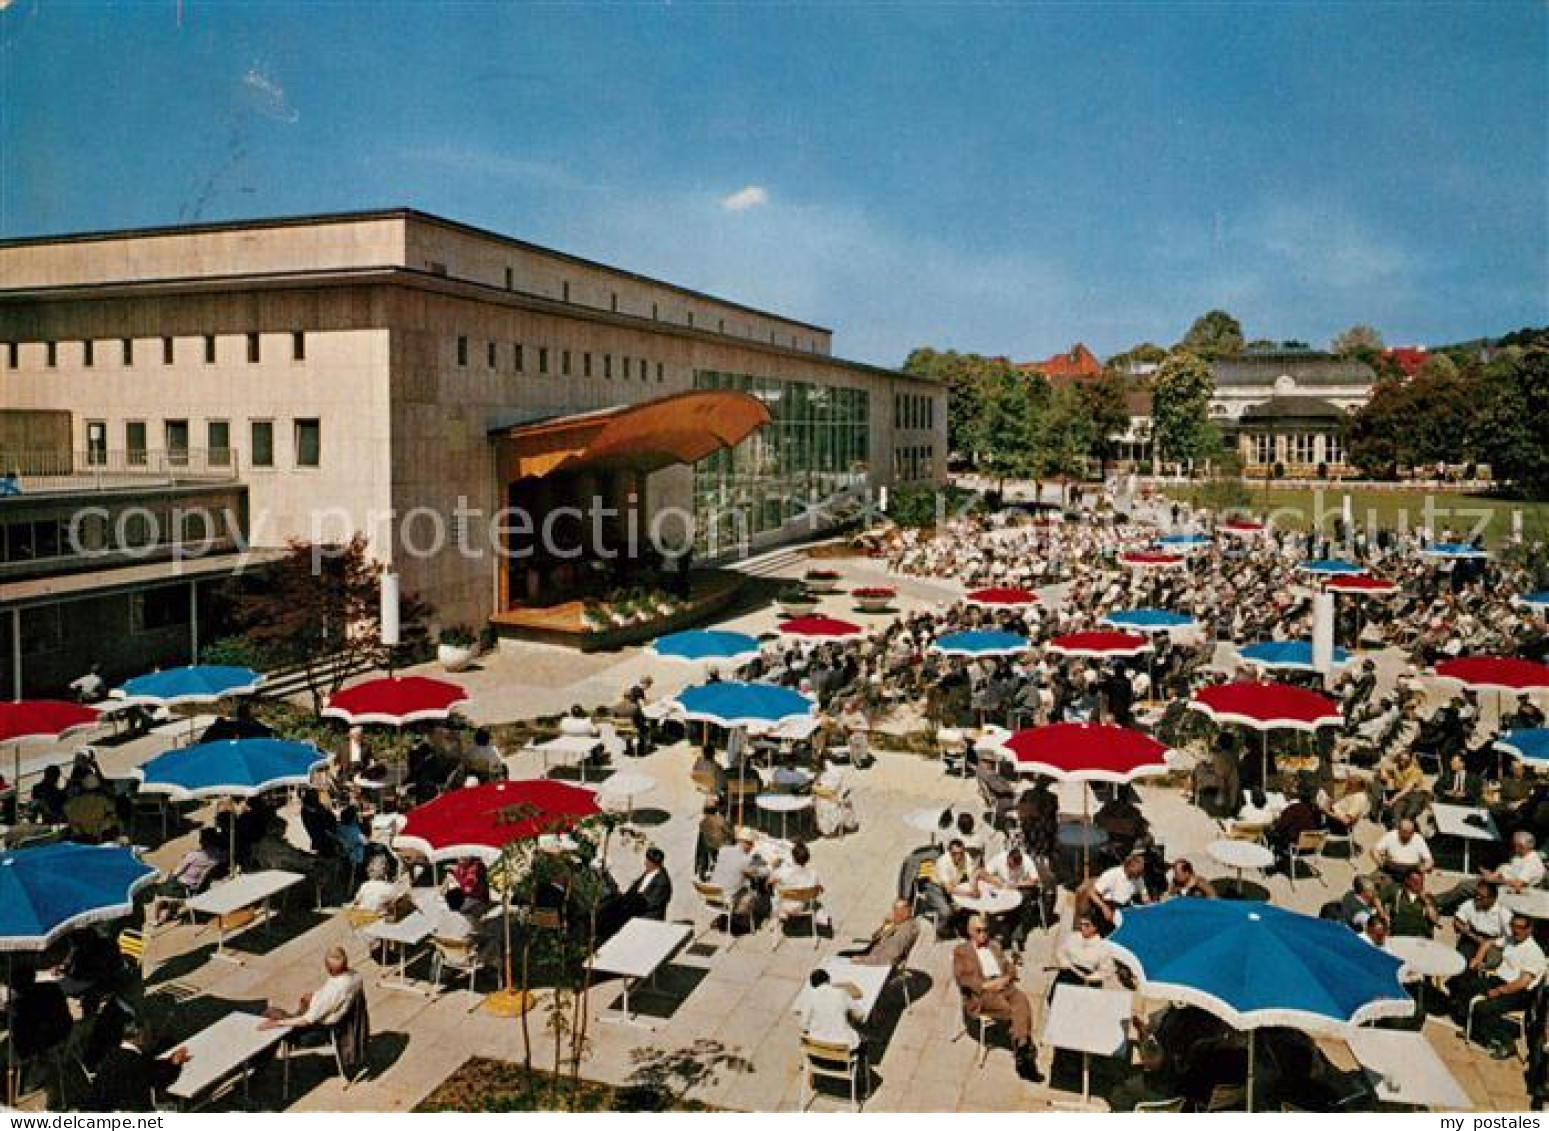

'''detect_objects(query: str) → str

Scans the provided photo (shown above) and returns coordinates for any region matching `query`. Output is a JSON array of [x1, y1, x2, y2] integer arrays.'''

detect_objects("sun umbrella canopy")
[[1157, 534, 1211, 550], [0, 842, 158, 952], [1107, 900, 1412, 1033], [1102, 609, 1197, 633], [324, 675, 469, 726], [1220, 519, 1266, 535], [930, 630, 1031, 658], [394, 779, 601, 864], [650, 629, 761, 666], [1119, 551, 1185, 568], [1422, 542, 1488, 560], [1239, 640, 1353, 673], [1520, 592, 1549, 611], [671, 681, 816, 729], [1003, 723, 1171, 783], [1189, 681, 1342, 731], [1324, 575, 1399, 596], [1436, 657, 1549, 693], [778, 615, 863, 639], [135, 738, 328, 799], [1048, 631, 1152, 659], [112, 664, 263, 706], [1498, 728, 1549, 768], [965, 586, 1040, 607], [1298, 559, 1364, 576], [0, 700, 99, 744]]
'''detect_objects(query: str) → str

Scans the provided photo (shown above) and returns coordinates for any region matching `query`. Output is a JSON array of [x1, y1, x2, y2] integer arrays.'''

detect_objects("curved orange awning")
[[493, 390, 771, 480]]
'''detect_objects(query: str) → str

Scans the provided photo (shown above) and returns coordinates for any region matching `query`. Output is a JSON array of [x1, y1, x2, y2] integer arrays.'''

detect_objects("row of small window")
[[893, 444, 936, 481], [1247, 432, 1344, 465], [893, 392, 936, 431], [89, 418, 321, 468], [0, 508, 234, 566], [455, 337, 665, 382], [16, 590, 188, 657], [3, 333, 307, 369]]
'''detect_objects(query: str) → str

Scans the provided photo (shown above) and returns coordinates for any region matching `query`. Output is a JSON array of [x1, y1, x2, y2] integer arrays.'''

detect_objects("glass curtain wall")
[[692, 370, 870, 552]]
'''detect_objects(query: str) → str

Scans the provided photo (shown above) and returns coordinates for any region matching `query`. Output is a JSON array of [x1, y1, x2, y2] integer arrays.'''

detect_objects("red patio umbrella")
[[0, 699, 100, 792], [777, 614, 863, 640], [966, 586, 1040, 608], [1189, 681, 1342, 784], [1119, 551, 1186, 568], [1220, 519, 1266, 535], [394, 779, 601, 864], [1435, 657, 1549, 694], [323, 675, 468, 726], [1048, 631, 1153, 660], [1323, 575, 1397, 595]]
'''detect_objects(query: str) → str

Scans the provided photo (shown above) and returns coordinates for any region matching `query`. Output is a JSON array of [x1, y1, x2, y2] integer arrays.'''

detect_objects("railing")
[[0, 448, 241, 492]]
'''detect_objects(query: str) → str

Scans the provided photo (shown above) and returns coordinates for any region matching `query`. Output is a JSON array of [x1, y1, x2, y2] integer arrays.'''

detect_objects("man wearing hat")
[[709, 826, 770, 928]]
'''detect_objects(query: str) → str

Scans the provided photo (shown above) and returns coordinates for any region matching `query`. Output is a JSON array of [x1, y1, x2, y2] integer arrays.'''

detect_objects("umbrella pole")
[[1081, 787, 1091, 880], [1246, 1029, 1256, 1113], [1261, 730, 1269, 791], [6, 954, 14, 1107]]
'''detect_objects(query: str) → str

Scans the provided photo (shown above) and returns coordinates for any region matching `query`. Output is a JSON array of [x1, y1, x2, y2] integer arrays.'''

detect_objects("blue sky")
[[2, 1, 1544, 365]]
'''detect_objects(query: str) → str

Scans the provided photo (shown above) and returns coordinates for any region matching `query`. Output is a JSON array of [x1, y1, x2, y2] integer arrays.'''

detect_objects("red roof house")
[[1019, 342, 1104, 381]]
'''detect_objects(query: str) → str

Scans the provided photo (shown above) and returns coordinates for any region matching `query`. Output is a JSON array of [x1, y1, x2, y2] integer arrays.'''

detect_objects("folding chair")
[[798, 1037, 867, 1112]]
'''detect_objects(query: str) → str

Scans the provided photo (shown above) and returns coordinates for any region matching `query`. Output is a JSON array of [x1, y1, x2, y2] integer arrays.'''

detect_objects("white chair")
[[952, 1003, 1007, 1068], [597, 723, 627, 766], [773, 885, 822, 949], [692, 880, 737, 948], [429, 935, 489, 998], [798, 1036, 867, 1112], [1287, 830, 1329, 888]]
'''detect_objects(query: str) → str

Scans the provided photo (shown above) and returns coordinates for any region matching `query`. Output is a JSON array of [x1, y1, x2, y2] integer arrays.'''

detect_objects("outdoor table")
[[641, 701, 677, 722], [185, 870, 305, 962], [587, 917, 692, 1027], [755, 792, 812, 839], [1386, 935, 1464, 1014], [1207, 838, 1274, 884], [527, 735, 603, 782], [1503, 888, 1549, 919], [1431, 803, 1499, 874], [905, 807, 956, 845], [751, 833, 793, 869], [595, 772, 656, 822], [793, 957, 891, 1026], [163, 1011, 287, 1107], [1042, 984, 1132, 1106], [952, 885, 1022, 927], [1057, 823, 1108, 849], [1346, 1027, 1472, 1110], [363, 910, 437, 994], [770, 767, 814, 794]]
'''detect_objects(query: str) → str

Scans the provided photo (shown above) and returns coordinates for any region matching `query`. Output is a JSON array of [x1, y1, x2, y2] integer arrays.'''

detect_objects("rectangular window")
[[86, 421, 107, 466], [126, 421, 147, 466], [83, 340, 95, 368], [250, 420, 274, 468], [5, 342, 16, 368], [45, 341, 56, 368], [505, 266, 514, 290], [208, 420, 231, 467], [610, 291, 619, 313], [652, 302, 659, 320], [292, 331, 306, 361], [246, 332, 260, 363], [622, 357, 630, 379], [604, 354, 612, 379], [686, 311, 694, 328], [562, 350, 572, 377], [583, 352, 592, 378], [562, 281, 570, 302], [20, 606, 63, 655], [515, 343, 524, 373], [204, 335, 216, 364], [457, 336, 468, 367], [295, 418, 321, 468], [718, 318, 725, 333], [487, 341, 497, 369], [165, 419, 190, 466], [130, 589, 188, 636], [538, 348, 549, 375], [656, 362, 664, 382], [162, 336, 174, 364], [122, 338, 134, 366]]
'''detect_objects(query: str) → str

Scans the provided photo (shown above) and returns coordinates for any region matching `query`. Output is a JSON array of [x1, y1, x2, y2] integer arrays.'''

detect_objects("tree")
[[1179, 310, 1244, 360], [1036, 383, 1096, 486], [1344, 370, 1476, 478], [227, 533, 432, 712], [1474, 346, 1549, 496], [901, 347, 1016, 462], [1077, 371, 1135, 475], [1331, 324, 1384, 356], [1416, 352, 1459, 380], [1150, 350, 1216, 474], [976, 366, 1049, 491], [1106, 341, 1166, 372]]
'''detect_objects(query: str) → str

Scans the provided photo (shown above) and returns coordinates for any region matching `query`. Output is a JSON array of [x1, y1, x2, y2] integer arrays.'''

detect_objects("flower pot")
[[437, 643, 475, 672], [854, 594, 894, 614], [777, 597, 821, 617], [803, 572, 841, 594]]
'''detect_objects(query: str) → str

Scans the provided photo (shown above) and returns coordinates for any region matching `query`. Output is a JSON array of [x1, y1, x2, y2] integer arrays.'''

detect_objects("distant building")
[[1381, 345, 1430, 376], [1018, 342, 1103, 382]]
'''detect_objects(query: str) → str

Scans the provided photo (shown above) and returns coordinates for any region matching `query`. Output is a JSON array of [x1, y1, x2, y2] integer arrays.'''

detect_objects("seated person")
[[1453, 881, 1512, 964], [708, 828, 771, 928], [299, 789, 340, 856], [249, 813, 317, 874], [9, 965, 72, 1068], [596, 847, 673, 940], [433, 887, 477, 942], [1384, 868, 1440, 938], [82, 1018, 188, 1113], [692, 752, 729, 802], [1094, 786, 1149, 857], [795, 968, 864, 1050], [1163, 858, 1215, 900], [260, 947, 365, 1034], [924, 838, 980, 935], [696, 796, 734, 876], [149, 828, 225, 925], [558, 705, 599, 738], [1107, 1038, 1182, 1112], [334, 806, 368, 868], [54, 927, 127, 1006], [1435, 753, 1483, 807], [1053, 912, 1114, 991], [447, 855, 490, 907], [847, 899, 921, 968], [772, 840, 823, 928], [1077, 853, 1150, 935], [1321, 775, 1373, 832], [1340, 876, 1384, 932], [986, 845, 1047, 949], [63, 774, 120, 843], [952, 914, 1043, 1082], [1377, 751, 1429, 824], [1266, 787, 1324, 861], [1450, 915, 1548, 1058], [28, 765, 68, 823], [463, 728, 503, 780], [1369, 818, 1433, 887], [1481, 831, 1547, 895], [353, 855, 408, 914]]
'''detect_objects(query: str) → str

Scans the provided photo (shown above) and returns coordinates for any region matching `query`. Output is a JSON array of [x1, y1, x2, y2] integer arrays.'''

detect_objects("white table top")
[[1207, 839, 1275, 870], [529, 734, 602, 755], [747, 715, 821, 742], [1431, 803, 1500, 844], [589, 918, 691, 981], [906, 807, 957, 834], [186, 870, 305, 916], [1346, 1027, 1473, 1110], [1042, 984, 1132, 1058], [1503, 888, 1549, 919], [641, 702, 678, 721], [792, 957, 891, 1024], [756, 793, 813, 813], [771, 767, 814, 789], [953, 886, 1023, 915], [596, 772, 657, 799], [364, 910, 436, 947], [1386, 935, 1465, 981], [164, 1012, 286, 1100]]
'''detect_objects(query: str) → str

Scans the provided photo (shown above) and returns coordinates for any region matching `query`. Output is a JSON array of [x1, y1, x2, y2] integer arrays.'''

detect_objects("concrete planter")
[[437, 643, 475, 672]]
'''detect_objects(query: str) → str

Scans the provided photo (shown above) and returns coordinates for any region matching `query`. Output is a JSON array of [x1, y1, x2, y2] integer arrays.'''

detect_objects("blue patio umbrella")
[[1422, 542, 1489, 560], [1108, 900, 1412, 1110], [0, 841, 158, 952], [671, 681, 815, 730], [1520, 592, 1549, 611], [1102, 608, 1198, 633], [929, 630, 1031, 659], [135, 737, 328, 799], [112, 664, 263, 707], [1497, 728, 1549, 768], [1157, 534, 1211, 549], [1298, 559, 1364, 576], [650, 629, 761, 668], [1239, 640, 1353, 673]]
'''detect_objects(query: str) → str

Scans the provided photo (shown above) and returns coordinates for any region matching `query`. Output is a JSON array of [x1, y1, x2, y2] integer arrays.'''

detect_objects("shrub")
[[438, 624, 476, 648]]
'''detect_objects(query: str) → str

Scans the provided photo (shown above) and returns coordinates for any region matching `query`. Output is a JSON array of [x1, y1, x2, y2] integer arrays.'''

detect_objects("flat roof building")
[[0, 209, 945, 688]]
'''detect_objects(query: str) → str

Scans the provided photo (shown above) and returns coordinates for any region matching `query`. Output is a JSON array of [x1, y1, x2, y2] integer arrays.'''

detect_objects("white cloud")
[[241, 65, 299, 123], [720, 185, 769, 212]]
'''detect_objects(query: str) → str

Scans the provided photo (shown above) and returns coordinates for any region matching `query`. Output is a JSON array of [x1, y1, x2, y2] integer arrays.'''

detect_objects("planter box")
[[437, 643, 475, 672], [854, 594, 894, 613], [802, 573, 842, 594], [777, 597, 821, 617]]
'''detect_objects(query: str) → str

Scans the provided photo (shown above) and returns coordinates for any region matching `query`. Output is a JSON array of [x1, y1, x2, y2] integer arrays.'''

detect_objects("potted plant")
[[436, 624, 477, 672], [776, 584, 821, 617], [610, 598, 635, 627], [852, 586, 896, 613], [581, 600, 608, 633], [802, 568, 842, 594]]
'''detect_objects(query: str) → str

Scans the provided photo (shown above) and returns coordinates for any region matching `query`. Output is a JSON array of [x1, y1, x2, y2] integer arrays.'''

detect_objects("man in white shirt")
[[1370, 819, 1433, 886], [1484, 832, 1546, 894], [463, 728, 503, 780], [1450, 915, 1547, 1057], [261, 948, 364, 1031], [1454, 882, 1513, 964], [1079, 854, 1150, 934], [795, 968, 865, 1050], [710, 828, 769, 926]]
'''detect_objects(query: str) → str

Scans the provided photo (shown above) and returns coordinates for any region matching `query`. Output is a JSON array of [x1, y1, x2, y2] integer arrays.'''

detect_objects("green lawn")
[[1163, 485, 1549, 548]]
